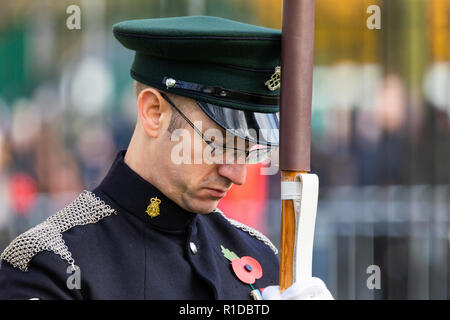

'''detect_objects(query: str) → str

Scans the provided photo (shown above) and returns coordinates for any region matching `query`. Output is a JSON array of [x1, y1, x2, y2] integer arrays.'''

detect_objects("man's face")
[[156, 96, 248, 214]]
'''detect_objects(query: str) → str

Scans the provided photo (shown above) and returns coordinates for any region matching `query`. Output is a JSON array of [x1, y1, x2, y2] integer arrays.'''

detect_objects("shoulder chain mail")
[[0, 190, 116, 272], [214, 208, 278, 255]]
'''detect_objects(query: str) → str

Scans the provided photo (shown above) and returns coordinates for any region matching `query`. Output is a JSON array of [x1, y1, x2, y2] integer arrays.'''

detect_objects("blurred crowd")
[[311, 70, 450, 188], [0, 80, 136, 246]]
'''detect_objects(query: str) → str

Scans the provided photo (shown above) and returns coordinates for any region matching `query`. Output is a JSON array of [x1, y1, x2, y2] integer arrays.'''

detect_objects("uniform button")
[[189, 242, 198, 254]]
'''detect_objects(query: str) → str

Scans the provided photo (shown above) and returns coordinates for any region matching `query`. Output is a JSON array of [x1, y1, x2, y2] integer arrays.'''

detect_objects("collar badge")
[[146, 197, 161, 219]]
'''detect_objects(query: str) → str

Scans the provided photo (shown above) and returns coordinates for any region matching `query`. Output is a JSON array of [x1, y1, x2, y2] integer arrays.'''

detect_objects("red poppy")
[[231, 256, 263, 284]]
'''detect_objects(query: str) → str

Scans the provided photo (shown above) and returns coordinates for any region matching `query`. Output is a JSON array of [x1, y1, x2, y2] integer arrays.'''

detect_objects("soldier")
[[0, 16, 332, 300]]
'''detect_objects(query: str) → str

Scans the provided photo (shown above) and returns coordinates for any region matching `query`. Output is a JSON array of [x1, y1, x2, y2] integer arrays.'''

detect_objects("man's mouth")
[[204, 187, 228, 198]]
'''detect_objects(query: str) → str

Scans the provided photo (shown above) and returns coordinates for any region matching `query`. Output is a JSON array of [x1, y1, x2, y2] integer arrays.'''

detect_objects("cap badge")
[[146, 197, 161, 218], [265, 66, 281, 91]]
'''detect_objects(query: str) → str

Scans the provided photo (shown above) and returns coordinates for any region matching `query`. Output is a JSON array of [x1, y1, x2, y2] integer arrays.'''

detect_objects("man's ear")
[[137, 87, 170, 138]]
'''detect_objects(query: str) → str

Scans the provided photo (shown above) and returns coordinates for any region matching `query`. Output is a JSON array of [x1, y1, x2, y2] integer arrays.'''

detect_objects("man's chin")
[[184, 197, 221, 214]]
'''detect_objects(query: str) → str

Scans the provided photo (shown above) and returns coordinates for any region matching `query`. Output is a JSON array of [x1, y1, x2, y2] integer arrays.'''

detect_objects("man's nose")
[[217, 163, 247, 186]]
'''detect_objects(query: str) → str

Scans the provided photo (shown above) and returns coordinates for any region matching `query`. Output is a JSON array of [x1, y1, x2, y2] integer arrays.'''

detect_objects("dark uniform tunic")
[[0, 151, 279, 299]]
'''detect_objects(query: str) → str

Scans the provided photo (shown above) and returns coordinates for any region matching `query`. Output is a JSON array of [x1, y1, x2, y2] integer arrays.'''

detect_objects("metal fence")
[[267, 184, 450, 300]]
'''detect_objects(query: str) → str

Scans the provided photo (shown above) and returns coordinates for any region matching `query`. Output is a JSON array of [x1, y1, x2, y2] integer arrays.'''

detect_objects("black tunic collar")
[[97, 150, 197, 231]]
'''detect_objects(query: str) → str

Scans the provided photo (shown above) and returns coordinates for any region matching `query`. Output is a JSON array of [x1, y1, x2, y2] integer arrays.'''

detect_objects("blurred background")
[[0, 0, 449, 299]]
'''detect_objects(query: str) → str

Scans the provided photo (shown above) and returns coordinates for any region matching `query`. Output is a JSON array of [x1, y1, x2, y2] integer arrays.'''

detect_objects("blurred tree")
[[248, 0, 282, 29], [315, 0, 381, 65], [383, 0, 427, 88], [0, 27, 27, 104], [427, 0, 450, 62]]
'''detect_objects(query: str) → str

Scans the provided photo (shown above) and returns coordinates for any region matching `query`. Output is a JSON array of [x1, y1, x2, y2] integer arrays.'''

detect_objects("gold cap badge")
[[265, 66, 281, 91], [146, 197, 161, 218]]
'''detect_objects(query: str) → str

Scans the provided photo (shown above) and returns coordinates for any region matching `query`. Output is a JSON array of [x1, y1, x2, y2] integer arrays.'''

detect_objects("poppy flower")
[[231, 256, 263, 284]]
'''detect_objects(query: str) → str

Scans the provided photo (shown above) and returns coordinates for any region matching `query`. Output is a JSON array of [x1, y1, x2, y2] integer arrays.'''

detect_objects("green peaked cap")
[[113, 16, 281, 113]]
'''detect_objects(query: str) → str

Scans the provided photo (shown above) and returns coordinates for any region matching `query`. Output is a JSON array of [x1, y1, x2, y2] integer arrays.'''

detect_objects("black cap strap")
[[162, 77, 280, 106]]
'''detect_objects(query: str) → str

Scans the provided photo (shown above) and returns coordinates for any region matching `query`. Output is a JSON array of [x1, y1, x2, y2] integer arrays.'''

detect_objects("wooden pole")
[[279, 0, 316, 292]]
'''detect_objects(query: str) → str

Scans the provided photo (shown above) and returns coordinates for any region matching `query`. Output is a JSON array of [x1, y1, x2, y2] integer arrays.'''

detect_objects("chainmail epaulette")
[[0, 190, 116, 272], [214, 208, 278, 255]]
